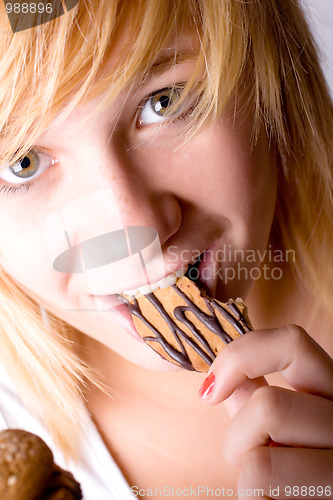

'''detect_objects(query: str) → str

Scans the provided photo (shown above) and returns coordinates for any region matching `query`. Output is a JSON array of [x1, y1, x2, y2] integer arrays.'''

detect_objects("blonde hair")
[[0, 0, 332, 457]]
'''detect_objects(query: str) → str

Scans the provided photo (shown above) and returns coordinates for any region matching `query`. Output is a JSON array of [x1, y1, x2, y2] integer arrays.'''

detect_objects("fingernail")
[[199, 372, 216, 399]]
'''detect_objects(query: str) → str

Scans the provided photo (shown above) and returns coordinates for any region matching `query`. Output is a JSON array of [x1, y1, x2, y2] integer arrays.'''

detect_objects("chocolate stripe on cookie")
[[126, 294, 197, 370], [173, 286, 235, 344], [123, 277, 252, 372]]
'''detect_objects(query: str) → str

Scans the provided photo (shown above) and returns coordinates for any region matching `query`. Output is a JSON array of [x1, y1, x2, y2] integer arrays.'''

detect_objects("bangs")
[[0, 0, 252, 166], [0, 0, 327, 169]]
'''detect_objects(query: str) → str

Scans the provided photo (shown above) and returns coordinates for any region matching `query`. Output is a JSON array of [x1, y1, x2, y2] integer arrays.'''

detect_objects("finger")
[[223, 386, 333, 467], [223, 377, 267, 418], [238, 447, 333, 500], [204, 325, 333, 405], [198, 369, 267, 416]]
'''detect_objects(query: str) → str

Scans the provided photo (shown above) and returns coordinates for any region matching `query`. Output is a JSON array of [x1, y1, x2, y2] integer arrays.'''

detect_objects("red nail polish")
[[199, 372, 215, 399]]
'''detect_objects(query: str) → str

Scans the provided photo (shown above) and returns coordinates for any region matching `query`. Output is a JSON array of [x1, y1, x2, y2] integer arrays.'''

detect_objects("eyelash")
[[0, 148, 53, 197], [0, 85, 197, 197], [0, 182, 34, 196], [137, 84, 196, 126]]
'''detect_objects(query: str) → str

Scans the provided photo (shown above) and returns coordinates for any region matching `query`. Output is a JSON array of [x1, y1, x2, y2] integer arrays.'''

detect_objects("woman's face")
[[0, 40, 277, 371]]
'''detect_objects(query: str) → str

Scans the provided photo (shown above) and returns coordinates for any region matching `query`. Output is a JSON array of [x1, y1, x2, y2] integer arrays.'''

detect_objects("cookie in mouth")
[[121, 275, 252, 372]]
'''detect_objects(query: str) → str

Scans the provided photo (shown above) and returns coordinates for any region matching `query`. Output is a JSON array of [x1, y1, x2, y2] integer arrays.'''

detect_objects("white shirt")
[[0, 363, 136, 500]]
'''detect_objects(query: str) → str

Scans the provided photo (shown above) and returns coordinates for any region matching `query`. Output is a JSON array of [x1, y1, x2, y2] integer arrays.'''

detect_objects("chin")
[[123, 344, 184, 373]]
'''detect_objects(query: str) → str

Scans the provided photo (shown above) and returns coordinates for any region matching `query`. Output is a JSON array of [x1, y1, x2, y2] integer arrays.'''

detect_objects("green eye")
[[0, 149, 55, 186], [10, 151, 40, 179], [150, 87, 182, 117], [138, 86, 184, 125]]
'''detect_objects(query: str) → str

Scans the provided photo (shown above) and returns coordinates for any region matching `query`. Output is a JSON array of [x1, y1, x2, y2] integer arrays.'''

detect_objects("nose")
[[100, 139, 181, 247], [45, 136, 181, 295]]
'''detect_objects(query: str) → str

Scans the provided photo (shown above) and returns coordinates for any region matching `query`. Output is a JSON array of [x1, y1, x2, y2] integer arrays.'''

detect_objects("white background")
[[301, 0, 333, 96]]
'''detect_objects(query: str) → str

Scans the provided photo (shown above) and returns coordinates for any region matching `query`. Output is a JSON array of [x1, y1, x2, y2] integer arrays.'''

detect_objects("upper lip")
[[120, 246, 210, 295], [92, 241, 215, 297], [167, 241, 217, 272], [91, 255, 204, 298]]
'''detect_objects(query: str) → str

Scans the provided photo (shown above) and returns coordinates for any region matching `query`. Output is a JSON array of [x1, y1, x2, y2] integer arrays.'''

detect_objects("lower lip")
[[93, 294, 144, 343]]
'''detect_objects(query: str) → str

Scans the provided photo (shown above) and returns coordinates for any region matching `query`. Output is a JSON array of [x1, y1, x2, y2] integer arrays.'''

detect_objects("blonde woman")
[[0, 0, 332, 498]]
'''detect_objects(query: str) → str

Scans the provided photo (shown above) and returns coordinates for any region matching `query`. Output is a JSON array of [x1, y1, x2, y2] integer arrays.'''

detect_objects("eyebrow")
[[140, 50, 197, 84]]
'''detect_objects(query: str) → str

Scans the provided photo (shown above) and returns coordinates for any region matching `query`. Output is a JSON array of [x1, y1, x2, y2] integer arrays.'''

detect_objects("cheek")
[[177, 119, 277, 239], [0, 209, 63, 299]]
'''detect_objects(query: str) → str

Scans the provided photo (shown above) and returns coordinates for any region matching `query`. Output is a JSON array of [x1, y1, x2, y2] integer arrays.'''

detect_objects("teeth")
[[123, 264, 189, 296], [123, 288, 138, 296], [157, 272, 177, 289], [137, 283, 160, 295], [176, 265, 188, 278]]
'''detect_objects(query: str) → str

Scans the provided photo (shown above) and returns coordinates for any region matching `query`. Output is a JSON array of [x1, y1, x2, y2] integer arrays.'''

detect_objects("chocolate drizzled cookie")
[[122, 276, 252, 372]]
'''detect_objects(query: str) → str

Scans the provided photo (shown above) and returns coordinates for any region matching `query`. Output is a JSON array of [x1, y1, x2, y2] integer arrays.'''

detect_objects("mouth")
[[122, 244, 218, 298], [93, 245, 220, 343], [122, 264, 189, 296], [91, 264, 190, 343]]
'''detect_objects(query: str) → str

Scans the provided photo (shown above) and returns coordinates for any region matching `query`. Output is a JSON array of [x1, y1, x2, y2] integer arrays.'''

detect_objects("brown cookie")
[[0, 429, 54, 500], [42, 465, 82, 500], [123, 276, 252, 372]]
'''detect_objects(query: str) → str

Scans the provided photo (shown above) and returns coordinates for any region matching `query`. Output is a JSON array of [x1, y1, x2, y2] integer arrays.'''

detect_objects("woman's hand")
[[199, 325, 333, 499]]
